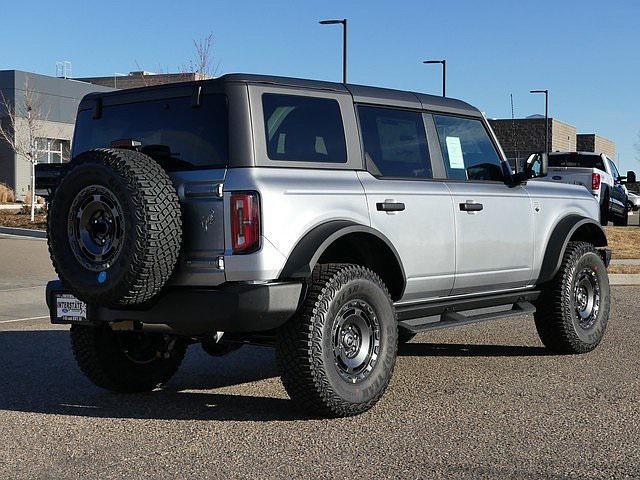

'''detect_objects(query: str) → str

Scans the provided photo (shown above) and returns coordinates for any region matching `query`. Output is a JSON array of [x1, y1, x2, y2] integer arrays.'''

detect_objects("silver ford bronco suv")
[[37, 74, 612, 417]]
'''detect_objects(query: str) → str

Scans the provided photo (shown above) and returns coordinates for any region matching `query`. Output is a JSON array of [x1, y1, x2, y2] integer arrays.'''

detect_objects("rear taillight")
[[230, 192, 261, 254], [592, 173, 601, 191]]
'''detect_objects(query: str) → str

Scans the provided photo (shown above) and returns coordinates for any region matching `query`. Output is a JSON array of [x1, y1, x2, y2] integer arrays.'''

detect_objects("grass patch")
[[0, 211, 47, 230], [605, 227, 640, 259]]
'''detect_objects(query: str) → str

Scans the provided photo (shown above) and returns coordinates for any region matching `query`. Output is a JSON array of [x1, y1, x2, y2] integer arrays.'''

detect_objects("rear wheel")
[[534, 242, 610, 354], [70, 324, 187, 392], [277, 264, 398, 417]]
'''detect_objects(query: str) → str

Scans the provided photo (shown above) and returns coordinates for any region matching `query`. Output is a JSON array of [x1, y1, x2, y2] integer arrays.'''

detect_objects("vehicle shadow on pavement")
[[0, 330, 314, 422], [398, 342, 550, 357]]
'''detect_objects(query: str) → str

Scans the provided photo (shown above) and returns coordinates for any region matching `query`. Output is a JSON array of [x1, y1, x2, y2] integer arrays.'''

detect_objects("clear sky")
[[2, 0, 639, 172]]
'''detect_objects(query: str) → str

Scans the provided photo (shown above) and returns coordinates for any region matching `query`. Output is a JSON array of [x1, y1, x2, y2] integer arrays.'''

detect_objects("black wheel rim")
[[332, 299, 380, 384], [68, 185, 125, 272], [574, 267, 601, 329]]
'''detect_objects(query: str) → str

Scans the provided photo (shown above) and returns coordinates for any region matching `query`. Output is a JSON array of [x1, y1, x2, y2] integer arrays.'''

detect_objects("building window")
[[36, 138, 70, 164]]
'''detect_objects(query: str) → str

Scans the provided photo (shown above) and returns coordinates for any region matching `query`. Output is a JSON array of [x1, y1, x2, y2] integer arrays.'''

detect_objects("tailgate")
[[169, 168, 226, 286], [547, 167, 594, 189]]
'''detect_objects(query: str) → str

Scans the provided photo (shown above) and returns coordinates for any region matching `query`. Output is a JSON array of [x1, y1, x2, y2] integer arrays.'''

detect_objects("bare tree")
[[183, 32, 219, 79], [0, 78, 53, 221]]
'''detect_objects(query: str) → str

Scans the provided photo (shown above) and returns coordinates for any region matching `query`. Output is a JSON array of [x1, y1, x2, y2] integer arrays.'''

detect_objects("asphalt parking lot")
[[0, 233, 639, 479]]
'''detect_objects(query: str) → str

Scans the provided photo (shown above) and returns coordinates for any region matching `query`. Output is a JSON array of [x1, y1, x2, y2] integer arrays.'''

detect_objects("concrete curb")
[[609, 274, 640, 286], [0, 226, 46, 239], [610, 259, 640, 266]]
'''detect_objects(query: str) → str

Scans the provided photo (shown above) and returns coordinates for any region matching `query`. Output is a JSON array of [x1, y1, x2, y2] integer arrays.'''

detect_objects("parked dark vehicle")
[[37, 74, 611, 417]]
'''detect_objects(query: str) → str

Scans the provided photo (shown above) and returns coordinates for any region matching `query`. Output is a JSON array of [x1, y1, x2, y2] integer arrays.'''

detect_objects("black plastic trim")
[[46, 279, 303, 336], [278, 220, 407, 296], [399, 301, 536, 333], [537, 215, 607, 284], [395, 290, 540, 322]]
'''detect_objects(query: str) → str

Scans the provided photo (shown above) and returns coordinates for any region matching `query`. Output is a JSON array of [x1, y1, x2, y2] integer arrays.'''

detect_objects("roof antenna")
[[510, 93, 519, 172]]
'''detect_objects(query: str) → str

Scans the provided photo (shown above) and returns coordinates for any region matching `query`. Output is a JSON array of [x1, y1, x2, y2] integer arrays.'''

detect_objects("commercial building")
[[76, 71, 206, 89], [0, 70, 113, 196], [489, 116, 616, 170]]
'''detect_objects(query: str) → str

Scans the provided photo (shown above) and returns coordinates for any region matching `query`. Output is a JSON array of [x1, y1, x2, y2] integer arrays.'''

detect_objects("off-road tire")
[[277, 263, 398, 418], [70, 324, 187, 393], [48, 149, 182, 307], [534, 242, 610, 354]]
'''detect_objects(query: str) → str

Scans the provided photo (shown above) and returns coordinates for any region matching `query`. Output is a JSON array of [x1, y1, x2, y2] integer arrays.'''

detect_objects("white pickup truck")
[[531, 152, 636, 226]]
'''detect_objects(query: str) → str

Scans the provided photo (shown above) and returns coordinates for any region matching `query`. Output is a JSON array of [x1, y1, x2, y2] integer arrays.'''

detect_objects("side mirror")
[[525, 153, 548, 180], [626, 170, 637, 184]]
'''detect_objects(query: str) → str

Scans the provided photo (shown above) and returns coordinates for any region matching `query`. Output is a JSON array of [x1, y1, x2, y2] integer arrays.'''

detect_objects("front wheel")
[[534, 242, 610, 354], [277, 264, 398, 417], [70, 324, 187, 392]]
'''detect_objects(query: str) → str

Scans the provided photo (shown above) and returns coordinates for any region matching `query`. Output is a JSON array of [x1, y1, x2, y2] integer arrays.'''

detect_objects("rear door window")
[[73, 94, 228, 170], [262, 93, 347, 163], [433, 115, 505, 182], [357, 105, 432, 178]]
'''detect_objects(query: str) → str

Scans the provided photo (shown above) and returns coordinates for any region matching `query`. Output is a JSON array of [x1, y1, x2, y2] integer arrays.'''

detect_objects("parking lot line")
[[0, 285, 46, 293], [0, 315, 49, 324]]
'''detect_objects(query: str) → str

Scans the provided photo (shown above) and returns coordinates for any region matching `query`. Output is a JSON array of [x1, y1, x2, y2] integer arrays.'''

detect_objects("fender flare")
[[537, 215, 607, 284], [278, 220, 406, 293]]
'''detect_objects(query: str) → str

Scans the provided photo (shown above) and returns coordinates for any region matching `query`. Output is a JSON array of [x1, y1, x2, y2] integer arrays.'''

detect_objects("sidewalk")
[[611, 259, 640, 266]]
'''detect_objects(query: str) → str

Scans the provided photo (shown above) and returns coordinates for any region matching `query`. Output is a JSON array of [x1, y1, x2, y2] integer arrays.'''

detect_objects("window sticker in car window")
[[445, 136, 465, 169]]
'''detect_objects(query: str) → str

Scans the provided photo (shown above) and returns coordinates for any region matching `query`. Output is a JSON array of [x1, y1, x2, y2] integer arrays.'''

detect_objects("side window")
[[433, 115, 505, 182], [357, 105, 432, 178], [608, 159, 620, 181], [262, 93, 347, 163]]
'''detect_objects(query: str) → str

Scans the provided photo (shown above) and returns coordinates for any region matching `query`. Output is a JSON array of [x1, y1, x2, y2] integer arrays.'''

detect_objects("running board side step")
[[398, 302, 536, 333], [395, 290, 540, 333]]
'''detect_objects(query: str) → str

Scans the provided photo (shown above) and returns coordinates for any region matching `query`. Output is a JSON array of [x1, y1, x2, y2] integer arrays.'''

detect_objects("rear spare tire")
[[48, 149, 182, 307]]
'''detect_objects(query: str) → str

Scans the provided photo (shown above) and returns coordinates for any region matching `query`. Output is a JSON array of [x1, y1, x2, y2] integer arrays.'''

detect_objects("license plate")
[[55, 294, 87, 322]]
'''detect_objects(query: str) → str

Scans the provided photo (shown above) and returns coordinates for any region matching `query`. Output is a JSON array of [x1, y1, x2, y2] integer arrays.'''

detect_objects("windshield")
[[72, 94, 228, 169], [548, 153, 605, 170]]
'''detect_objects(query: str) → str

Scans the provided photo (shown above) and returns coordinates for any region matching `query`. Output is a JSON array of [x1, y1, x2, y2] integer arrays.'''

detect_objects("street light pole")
[[319, 19, 348, 84], [530, 89, 549, 155], [423, 60, 446, 97]]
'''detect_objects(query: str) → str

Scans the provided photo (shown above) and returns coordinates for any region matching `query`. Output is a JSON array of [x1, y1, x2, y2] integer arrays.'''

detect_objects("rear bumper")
[[46, 280, 303, 336]]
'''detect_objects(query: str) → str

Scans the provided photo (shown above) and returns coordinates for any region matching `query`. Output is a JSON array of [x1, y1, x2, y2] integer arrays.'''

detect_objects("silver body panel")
[[357, 172, 455, 301], [156, 76, 602, 304]]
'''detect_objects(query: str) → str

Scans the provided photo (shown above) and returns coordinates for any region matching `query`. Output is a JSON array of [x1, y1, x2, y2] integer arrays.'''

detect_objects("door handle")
[[376, 201, 405, 212], [459, 201, 483, 212]]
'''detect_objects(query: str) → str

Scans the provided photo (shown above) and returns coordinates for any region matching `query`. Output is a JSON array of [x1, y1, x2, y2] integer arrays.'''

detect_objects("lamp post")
[[319, 19, 348, 84], [423, 60, 446, 97], [530, 89, 549, 155]]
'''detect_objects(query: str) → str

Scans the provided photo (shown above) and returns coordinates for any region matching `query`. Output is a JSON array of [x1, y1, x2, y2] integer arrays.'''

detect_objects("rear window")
[[73, 94, 228, 169], [549, 153, 605, 170], [262, 93, 347, 163]]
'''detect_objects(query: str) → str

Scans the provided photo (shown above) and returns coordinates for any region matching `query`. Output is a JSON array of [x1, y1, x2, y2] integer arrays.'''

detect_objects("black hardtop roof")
[[80, 73, 481, 116]]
